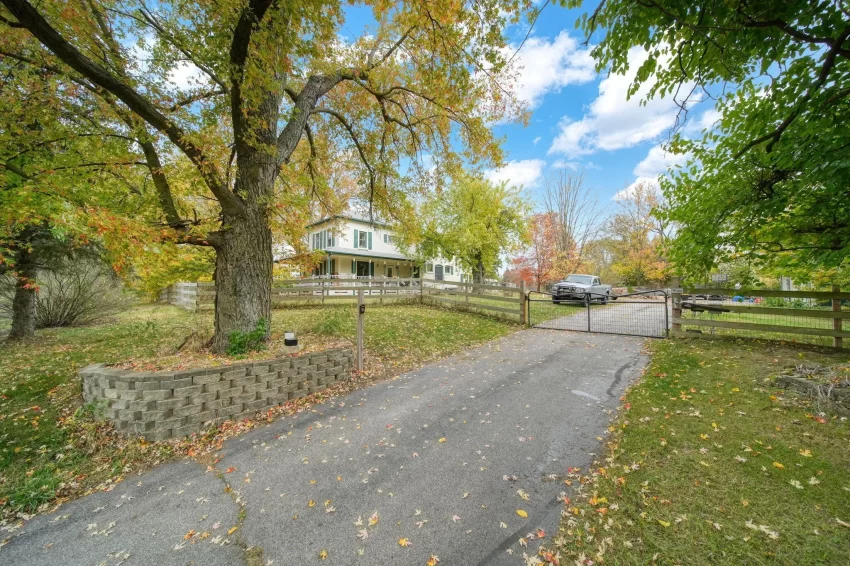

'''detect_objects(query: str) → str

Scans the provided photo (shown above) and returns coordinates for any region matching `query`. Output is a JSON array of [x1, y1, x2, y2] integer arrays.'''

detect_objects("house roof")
[[319, 247, 412, 261], [306, 215, 391, 230]]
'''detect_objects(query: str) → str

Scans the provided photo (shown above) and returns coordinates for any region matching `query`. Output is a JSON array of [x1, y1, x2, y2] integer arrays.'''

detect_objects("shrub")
[[0, 261, 132, 329], [227, 318, 268, 356]]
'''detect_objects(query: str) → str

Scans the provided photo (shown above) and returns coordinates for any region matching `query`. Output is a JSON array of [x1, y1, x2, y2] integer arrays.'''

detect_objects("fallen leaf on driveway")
[[398, 537, 412, 547], [516, 509, 528, 518]]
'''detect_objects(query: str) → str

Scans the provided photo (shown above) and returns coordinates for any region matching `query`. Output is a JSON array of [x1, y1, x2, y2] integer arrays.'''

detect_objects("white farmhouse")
[[306, 215, 464, 282]]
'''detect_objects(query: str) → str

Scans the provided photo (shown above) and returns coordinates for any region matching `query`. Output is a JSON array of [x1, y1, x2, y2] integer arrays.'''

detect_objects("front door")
[[435, 264, 444, 281]]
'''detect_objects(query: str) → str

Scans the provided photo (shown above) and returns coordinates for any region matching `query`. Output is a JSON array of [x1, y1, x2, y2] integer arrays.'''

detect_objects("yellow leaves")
[[799, 449, 812, 458], [438, 438, 446, 443], [517, 489, 530, 501], [227, 526, 238, 535], [398, 537, 412, 547], [183, 529, 196, 540], [700, 434, 709, 440], [516, 509, 528, 518], [773, 462, 785, 470], [368, 512, 379, 526], [308, 499, 316, 508], [658, 520, 671, 527], [427, 556, 440, 566], [700, 461, 711, 468], [318, 549, 328, 560]]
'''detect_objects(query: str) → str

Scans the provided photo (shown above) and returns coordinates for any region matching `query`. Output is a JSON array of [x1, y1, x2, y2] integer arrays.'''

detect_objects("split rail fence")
[[160, 278, 528, 324], [671, 280, 849, 349]]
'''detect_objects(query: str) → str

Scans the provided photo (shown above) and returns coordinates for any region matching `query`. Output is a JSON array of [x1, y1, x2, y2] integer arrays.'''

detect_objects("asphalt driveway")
[[533, 299, 670, 338], [2, 328, 647, 566]]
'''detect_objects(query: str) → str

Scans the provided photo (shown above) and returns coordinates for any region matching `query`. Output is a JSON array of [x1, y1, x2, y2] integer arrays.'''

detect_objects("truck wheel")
[[601, 293, 609, 304], [552, 298, 560, 305]]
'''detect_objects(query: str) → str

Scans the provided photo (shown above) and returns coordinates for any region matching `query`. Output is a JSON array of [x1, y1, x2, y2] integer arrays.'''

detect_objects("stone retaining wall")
[[80, 348, 352, 441]]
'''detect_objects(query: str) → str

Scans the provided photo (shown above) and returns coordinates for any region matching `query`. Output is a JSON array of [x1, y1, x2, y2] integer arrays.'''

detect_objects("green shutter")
[[351, 259, 356, 274], [370, 262, 374, 276], [368, 231, 372, 250], [353, 229, 359, 249]]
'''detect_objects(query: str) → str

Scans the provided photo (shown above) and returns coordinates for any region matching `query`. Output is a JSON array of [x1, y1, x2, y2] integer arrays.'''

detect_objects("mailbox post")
[[356, 289, 365, 372]]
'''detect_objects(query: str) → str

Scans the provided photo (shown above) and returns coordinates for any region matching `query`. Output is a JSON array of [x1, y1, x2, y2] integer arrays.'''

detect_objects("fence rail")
[[159, 277, 527, 323], [671, 281, 846, 349]]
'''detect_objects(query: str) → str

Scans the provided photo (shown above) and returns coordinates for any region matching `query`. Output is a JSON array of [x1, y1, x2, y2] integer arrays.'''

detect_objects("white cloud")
[[548, 47, 696, 158], [684, 108, 722, 135], [613, 144, 690, 201], [507, 31, 596, 108], [632, 145, 689, 178], [551, 159, 579, 171], [533, 136, 541, 145], [168, 61, 208, 90], [614, 177, 663, 201], [485, 159, 546, 188]]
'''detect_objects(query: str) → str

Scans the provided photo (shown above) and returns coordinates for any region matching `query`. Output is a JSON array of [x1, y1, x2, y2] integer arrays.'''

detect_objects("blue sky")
[[339, 4, 717, 213]]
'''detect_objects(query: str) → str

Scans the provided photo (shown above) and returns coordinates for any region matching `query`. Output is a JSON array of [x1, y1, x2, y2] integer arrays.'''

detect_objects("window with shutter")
[[367, 231, 372, 250]]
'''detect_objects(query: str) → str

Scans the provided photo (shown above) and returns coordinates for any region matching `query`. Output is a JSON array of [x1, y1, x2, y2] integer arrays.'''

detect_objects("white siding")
[[307, 217, 465, 281]]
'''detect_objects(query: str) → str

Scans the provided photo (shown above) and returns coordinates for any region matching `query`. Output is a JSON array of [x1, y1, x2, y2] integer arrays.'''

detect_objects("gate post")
[[586, 292, 591, 332], [519, 280, 528, 326], [671, 276, 682, 335]]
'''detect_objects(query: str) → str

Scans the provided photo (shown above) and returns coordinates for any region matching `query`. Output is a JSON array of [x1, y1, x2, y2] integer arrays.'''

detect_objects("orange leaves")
[[398, 537, 412, 547], [427, 556, 440, 566]]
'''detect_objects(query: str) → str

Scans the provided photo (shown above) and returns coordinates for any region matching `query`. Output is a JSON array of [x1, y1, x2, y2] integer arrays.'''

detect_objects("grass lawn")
[[0, 302, 517, 519], [550, 337, 850, 565]]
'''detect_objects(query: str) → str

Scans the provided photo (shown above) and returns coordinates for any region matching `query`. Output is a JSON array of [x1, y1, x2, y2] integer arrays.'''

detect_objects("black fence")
[[528, 290, 669, 338]]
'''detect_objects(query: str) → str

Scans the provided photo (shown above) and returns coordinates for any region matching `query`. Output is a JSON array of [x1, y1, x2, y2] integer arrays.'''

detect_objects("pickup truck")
[[551, 274, 613, 304]]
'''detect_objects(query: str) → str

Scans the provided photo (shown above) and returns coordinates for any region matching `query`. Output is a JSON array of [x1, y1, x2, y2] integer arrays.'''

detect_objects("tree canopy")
[[575, 0, 850, 278], [1, 0, 532, 350], [413, 174, 530, 283]]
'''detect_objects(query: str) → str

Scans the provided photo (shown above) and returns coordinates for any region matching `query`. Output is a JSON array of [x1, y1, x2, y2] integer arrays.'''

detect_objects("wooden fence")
[[159, 277, 528, 324], [671, 281, 848, 349]]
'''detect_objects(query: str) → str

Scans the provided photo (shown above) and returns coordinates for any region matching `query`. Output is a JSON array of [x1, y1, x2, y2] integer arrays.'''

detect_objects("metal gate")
[[528, 290, 669, 338]]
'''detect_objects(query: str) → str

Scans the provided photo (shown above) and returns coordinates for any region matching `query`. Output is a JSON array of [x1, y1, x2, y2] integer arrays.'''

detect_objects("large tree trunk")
[[209, 149, 277, 354], [8, 259, 36, 341], [210, 208, 273, 354], [473, 254, 485, 294]]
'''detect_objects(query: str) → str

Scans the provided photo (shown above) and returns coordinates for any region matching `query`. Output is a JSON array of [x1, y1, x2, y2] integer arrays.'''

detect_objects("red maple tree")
[[511, 212, 559, 291]]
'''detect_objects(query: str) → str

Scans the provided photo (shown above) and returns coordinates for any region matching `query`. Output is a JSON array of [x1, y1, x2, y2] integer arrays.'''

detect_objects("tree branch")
[[138, 6, 230, 91], [1, 0, 241, 215], [311, 107, 377, 202]]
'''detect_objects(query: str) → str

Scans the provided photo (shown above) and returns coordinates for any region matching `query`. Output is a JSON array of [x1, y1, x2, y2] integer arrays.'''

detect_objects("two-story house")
[[306, 215, 464, 282]]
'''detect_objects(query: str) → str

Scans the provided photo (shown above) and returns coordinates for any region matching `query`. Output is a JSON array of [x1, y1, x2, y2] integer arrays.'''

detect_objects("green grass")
[[551, 337, 850, 565], [0, 302, 517, 517]]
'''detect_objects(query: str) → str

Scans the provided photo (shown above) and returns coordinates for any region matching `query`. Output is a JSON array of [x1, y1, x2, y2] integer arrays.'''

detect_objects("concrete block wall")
[[80, 348, 352, 441]]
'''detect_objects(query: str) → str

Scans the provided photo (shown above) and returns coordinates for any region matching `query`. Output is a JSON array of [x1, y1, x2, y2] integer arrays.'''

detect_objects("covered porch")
[[311, 249, 420, 280]]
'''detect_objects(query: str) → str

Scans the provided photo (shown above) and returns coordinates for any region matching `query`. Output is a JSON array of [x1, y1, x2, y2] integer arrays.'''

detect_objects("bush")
[[227, 318, 268, 356], [0, 261, 132, 329]]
